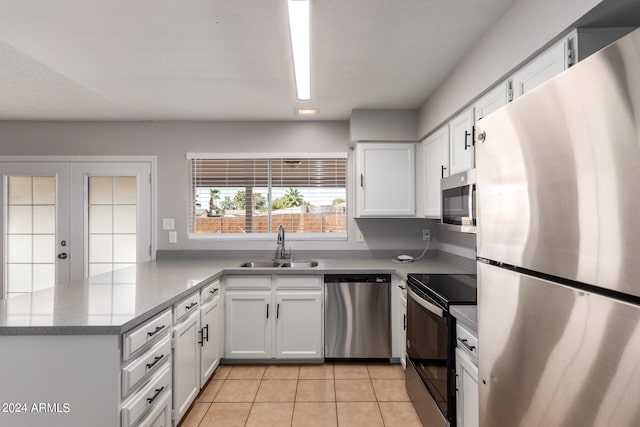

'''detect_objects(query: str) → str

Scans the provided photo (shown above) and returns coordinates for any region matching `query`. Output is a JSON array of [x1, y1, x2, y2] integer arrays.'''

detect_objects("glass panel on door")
[[6, 176, 57, 297], [87, 176, 137, 283]]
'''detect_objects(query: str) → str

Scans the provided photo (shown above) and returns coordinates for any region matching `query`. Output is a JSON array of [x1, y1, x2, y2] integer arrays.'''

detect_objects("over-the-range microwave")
[[441, 169, 476, 233]]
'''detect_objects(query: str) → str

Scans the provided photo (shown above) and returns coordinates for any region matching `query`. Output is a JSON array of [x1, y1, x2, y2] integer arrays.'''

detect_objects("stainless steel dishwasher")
[[324, 274, 391, 359]]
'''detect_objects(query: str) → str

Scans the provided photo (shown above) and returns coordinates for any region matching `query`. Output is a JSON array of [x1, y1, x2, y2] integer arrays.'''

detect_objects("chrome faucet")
[[275, 225, 291, 260]]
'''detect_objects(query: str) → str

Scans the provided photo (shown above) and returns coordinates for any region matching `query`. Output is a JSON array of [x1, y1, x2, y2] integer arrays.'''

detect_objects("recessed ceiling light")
[[287, 0, 311, 100], [295, 108, 318, 116]]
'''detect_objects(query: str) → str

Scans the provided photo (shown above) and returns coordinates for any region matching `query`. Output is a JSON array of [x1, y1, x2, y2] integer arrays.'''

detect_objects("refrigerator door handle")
[[408, 288, 444, 317]]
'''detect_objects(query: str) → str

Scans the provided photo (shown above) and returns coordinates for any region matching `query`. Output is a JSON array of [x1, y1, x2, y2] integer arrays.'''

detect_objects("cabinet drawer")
[[174, 292, 200, 323], [201, 280, 221, 303], [121, 363, 171, 427], [137, 389, 171, 427], [456, 322, 478, 362], [122, 334, 171, 397], [123, 309, 172, 362], [226, 275, 271, 290], [276, 275, 322, 290]]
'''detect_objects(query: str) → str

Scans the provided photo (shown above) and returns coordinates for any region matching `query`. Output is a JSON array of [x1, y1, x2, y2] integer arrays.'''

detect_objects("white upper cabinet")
[[473, 83, 508, 122], [422, 126, 449, 218], [356, 143, 416, 217], [511, 40, 568, 99], [510, 28, 635, 100], [449, 108, 475, 175]]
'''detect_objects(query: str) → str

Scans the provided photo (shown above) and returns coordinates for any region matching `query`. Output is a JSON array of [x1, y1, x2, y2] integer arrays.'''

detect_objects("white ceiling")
[[0, 0, 517, 121]]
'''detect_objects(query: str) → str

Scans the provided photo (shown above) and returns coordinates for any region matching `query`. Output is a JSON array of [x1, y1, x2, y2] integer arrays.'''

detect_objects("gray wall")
[[417, 0, 603, 138], [350, 109, 418, 142], [1, 120, 456, 255]]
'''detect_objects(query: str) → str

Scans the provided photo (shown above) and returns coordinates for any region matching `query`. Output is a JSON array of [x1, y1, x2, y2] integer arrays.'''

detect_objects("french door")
[[1, 160, 152, 298]]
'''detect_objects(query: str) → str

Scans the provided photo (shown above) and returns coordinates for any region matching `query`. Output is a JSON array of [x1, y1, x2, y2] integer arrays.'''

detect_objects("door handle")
[[57, 252, 68, 260]]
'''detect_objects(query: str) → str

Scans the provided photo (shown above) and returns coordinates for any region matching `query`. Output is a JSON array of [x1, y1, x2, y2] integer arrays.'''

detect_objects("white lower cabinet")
[[200, 292, 221, 385], [122, 362, 172, 427], [456, 348, 479, 427], [456, 323, 479, 427], [225, 290, 272, 359], [225, 275, 323, 360], [121, 309, 173, 427], [134, 379, 172, 427], [275, 291, 323, 358], [172, 307, 200, 424], [172, 280, 223, 426]]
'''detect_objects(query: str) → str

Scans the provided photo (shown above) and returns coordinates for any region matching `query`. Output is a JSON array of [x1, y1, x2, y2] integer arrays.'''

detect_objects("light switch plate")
[[169, 231, 177, 244], [162, 218, 175, 230]]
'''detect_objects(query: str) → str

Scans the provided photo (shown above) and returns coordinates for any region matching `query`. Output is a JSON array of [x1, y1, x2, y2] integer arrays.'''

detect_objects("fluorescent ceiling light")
[[295, 108, 318, 116], [287, 0, 311, 100]]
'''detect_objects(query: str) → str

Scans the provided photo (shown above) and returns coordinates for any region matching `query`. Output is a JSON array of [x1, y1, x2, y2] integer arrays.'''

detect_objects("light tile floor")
[[179, 362, 423, 427]]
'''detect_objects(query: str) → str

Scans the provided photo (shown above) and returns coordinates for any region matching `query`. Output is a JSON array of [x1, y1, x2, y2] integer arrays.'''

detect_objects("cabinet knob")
[[478, 131, 486, 143]]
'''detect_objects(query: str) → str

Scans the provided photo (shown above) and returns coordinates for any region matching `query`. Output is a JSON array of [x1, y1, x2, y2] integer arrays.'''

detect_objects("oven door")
[[406, 285, 455, 424]]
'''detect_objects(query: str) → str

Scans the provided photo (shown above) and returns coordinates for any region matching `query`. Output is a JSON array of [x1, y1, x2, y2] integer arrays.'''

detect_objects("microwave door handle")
[[471, 184, 476, 223], [408, 288, 444, 318]]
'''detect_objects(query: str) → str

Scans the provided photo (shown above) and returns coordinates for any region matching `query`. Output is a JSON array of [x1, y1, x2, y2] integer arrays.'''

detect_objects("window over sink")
[[188, 153, 347, 240]]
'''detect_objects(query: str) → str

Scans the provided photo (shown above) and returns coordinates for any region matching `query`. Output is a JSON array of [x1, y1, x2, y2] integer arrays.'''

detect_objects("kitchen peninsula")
[[0, 254, 474, 427]]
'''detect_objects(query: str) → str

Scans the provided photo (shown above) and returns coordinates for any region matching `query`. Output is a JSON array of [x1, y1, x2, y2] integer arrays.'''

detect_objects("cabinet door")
[[423, 126, 449, 218], [456, 348, 479, 427], [474, 83, 508, 122], [275, 291, 323, 359], [200, 294, 220, 385], [511, 40, 567, 99], [449, 108, 475, 175], [173, 310, 201, 424], [225, 291, 272, 359], [356, 143, 415, 217]]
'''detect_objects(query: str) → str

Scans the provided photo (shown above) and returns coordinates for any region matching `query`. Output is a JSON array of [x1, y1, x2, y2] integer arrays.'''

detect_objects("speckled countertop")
[[0, 256, 473, 336], [450, 305, 478, 333]]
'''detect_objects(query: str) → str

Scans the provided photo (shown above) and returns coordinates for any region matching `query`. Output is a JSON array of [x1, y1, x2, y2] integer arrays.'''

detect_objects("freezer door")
[[478, 262, 640, 427], [474, 28, 640, 298]]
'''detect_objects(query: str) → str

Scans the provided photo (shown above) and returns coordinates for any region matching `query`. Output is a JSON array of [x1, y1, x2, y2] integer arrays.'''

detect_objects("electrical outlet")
[[422, 229, 431, 241]]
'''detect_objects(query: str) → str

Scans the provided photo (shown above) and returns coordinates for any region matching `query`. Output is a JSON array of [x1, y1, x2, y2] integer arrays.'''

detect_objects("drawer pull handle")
[[146, 386, 165, 405], [457, 337, 476, 352], [147, 325, 165, 338], [146, 355, 164, 370], [185, 302, 198, 311], [210, 288, 219, 294]]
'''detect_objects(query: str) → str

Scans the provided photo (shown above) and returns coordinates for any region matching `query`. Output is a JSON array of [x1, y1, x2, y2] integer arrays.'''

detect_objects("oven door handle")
[[408, 288, 444, 317]]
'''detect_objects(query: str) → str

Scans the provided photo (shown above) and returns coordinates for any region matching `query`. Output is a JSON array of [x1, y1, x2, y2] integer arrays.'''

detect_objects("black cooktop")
[[407, 273, 477, 309]]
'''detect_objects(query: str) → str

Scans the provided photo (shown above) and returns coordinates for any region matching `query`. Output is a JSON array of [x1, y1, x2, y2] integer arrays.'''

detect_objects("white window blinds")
[[189, 155, 347, 237]]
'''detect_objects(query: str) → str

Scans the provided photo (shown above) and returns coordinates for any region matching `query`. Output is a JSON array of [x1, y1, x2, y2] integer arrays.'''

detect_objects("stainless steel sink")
[[280, 261, 319, 268], [239, 261, 282, 268], [239, 260, 318, 268]]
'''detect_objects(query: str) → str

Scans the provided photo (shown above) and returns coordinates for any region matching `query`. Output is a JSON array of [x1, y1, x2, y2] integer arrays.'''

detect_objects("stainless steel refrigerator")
[[475, 28, 640, 427]]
